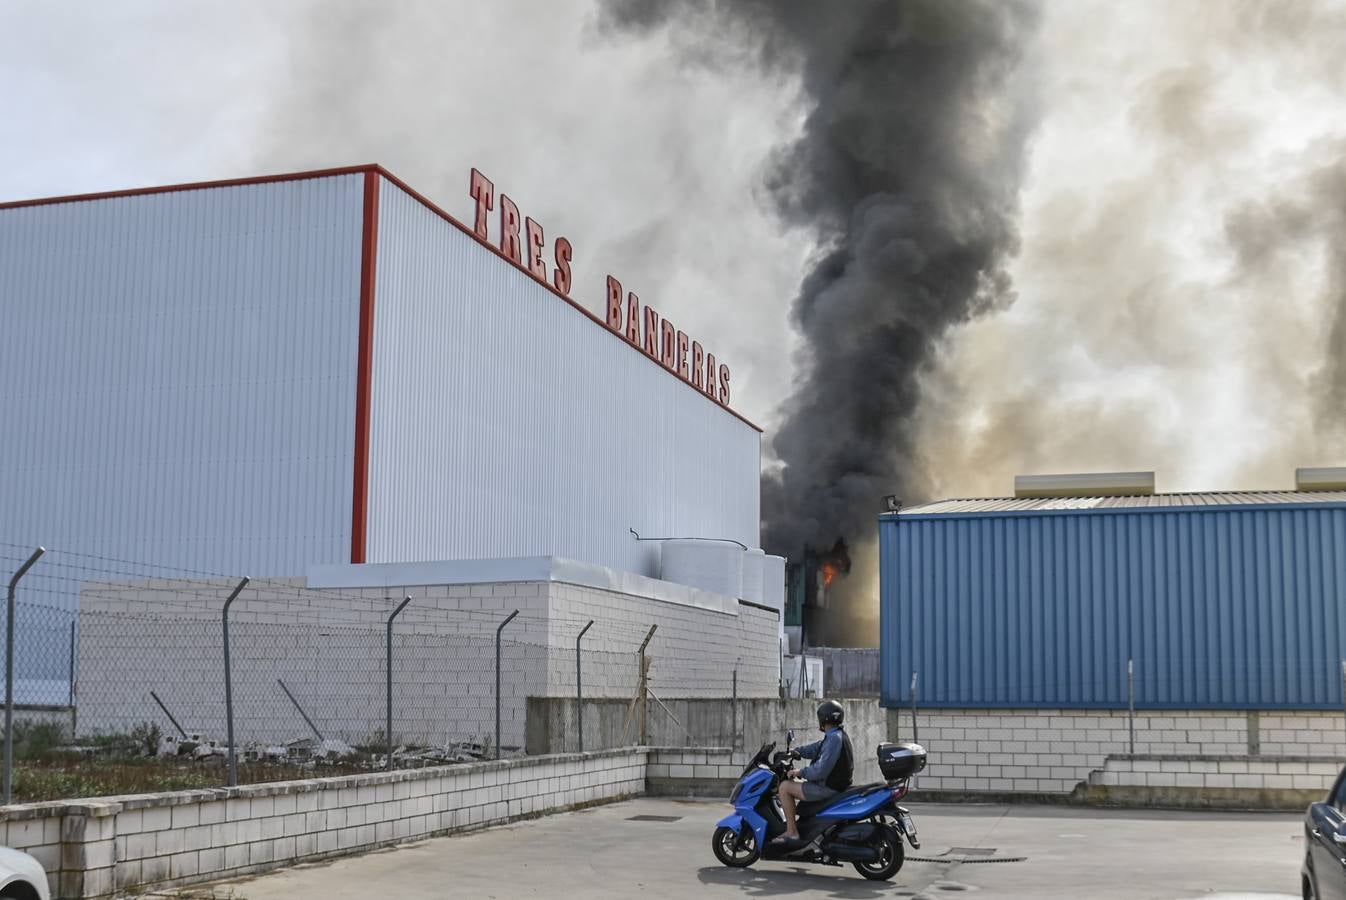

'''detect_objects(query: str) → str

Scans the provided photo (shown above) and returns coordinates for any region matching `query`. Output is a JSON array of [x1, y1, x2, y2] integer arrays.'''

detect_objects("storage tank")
[[762, 554, 786, 612], [740, 548, 765, 603], [660, 539, 744, 598]]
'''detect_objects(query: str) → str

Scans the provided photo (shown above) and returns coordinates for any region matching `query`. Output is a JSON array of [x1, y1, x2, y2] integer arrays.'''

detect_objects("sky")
[[4, 1, 1344, 640]]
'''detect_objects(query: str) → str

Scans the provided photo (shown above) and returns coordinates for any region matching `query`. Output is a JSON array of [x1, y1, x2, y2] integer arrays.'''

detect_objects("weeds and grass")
[[13, 762, 220, 803], [7, 720, 371, 804]]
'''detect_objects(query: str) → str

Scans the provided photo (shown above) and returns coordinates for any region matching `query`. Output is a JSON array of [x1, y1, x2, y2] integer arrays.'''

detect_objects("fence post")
[[221, 576, 250, 789], [1339, 660, 1346, 757], [68, 619, 75, 708], [732, 661, 739, 753], [495, 609, 520, 760], [909, 671, 919, 745], [637, 625, 657, 745], [1128, 658, 1136, 756], [386, 595, 412, 771], [4, 547, 44, 804], [576, 620, 593, 753]]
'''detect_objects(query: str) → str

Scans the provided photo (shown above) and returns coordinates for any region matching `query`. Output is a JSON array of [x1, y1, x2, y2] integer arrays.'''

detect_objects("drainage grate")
[[910, 855, 1027, 864], [626, 815, 683, 822], [910, 847, 1026, 864]]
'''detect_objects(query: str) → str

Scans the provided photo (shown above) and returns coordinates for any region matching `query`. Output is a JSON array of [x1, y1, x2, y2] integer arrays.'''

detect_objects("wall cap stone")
[[0, 746, 649, 822]]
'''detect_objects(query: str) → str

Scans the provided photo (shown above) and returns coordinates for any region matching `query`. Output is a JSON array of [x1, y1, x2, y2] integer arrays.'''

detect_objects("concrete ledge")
[[646, 778, 736, 798], [1076, 783, 1321, 811], [1, 747, 650, 898]]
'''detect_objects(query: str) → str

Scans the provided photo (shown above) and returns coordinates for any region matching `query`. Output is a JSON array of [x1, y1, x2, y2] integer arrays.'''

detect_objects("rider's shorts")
[[801, 782, 837, 803]]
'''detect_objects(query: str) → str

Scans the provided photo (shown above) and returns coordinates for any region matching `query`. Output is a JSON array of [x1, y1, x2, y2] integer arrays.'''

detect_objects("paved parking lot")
[[203, 798, 1306, 899]]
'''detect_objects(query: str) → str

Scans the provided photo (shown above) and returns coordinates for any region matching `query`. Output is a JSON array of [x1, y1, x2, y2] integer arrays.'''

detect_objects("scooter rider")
[[774, 699, 853, 843]]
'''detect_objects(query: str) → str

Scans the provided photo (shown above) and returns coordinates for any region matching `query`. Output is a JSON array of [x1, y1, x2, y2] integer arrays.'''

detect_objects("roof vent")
[[1014, 471, 1155, 498], [1296, 467, 1346, 491]]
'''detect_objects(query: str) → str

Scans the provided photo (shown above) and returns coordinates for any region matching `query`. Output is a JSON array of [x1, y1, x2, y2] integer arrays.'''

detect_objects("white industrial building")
[[0, 165, 785, 740]]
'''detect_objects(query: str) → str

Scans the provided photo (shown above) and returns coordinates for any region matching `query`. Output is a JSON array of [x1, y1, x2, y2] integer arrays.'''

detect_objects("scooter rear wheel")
[[712, 825, 759, 868], [853, 827, 904, 881]]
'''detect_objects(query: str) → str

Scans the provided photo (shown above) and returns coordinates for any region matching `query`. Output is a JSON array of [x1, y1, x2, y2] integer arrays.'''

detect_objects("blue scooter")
[[712, 731, 927, 881]]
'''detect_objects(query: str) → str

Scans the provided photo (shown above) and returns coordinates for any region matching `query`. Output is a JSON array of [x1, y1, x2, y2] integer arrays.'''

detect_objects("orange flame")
[[821, 561, 839, 588]]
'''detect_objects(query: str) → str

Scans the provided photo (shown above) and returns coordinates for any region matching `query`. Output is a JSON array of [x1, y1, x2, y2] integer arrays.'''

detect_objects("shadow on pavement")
[[696, 865, 928, 898]]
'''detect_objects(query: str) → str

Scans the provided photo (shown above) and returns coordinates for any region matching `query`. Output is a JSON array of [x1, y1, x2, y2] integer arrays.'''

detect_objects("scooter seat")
[[796, 782, 889, 819]]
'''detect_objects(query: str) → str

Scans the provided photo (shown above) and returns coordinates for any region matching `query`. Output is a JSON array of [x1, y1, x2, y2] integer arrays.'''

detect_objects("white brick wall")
[[901, 709, 1346, 795], [2, 748, 646, 899], [76, 576, 779, 752], [1088, 756, 1340, 793]]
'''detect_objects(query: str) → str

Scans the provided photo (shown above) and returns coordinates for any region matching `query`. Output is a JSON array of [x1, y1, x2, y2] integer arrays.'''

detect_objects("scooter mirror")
[[787, 729, 794, 747]]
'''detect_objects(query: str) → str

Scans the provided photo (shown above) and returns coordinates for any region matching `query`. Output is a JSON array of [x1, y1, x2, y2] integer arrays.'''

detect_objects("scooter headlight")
[[729, 782, 743, 805]]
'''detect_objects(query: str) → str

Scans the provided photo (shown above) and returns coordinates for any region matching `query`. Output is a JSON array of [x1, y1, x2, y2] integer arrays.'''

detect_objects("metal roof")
[[896, 490, 1346, 516]]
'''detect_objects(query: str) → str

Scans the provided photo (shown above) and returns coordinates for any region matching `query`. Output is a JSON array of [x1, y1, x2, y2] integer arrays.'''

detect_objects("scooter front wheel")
[[712, 825, 759, 868]]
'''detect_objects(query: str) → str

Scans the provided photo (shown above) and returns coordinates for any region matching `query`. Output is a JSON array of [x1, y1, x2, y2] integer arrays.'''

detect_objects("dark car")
[[1303, 766, 1346, 899]]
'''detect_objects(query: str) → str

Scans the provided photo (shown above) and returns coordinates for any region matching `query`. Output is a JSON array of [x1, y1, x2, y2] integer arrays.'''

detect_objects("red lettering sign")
[[660, 320, 676, 370], [467, 167, 734, 409], [499, 194, 522, 265], [470, 169, 494, 240], [606, 276, 624, 331], [524, 217, 547, 280], [553, 237, 572, 295], [626, 293, 640, 345], [643, 306, 660, 360]]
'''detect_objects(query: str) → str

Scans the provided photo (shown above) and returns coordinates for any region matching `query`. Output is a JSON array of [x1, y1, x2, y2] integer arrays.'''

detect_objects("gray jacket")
[[795, 727, 845, 783]]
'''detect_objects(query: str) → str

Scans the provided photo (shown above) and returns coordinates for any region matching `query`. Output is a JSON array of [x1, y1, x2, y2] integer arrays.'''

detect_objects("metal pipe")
[[278, 679, 324, 742], [386, 595, 412, 771], [221, 576, 250, 788], [495, 609, 519, 760], [1128, 658, 1136, 756], [5, 547, 44, 804], [576, 620, 593, 753], [149, 690, 189, 739], [910, 671, 919, 744], [627, 529, 747, 550]]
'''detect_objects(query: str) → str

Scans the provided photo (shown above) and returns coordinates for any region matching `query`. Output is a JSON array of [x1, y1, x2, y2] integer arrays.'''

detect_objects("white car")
[[0, 846, 50, 900]]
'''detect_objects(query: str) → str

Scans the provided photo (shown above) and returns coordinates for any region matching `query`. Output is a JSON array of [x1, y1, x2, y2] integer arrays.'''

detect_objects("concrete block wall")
[[527, 697, 889, 784], [1088, 755, 1340, 792], [646, 747, 745, 797], [76, 575, 779, 752], [1080, 755, 1340, 809], [545, 584, 780, 699], [1, 748, 645, 899], [901, 708, 1346, 796]]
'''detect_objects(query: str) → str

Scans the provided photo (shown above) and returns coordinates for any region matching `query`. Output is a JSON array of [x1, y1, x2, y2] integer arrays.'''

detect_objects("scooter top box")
[[877, 742, 927, 780]]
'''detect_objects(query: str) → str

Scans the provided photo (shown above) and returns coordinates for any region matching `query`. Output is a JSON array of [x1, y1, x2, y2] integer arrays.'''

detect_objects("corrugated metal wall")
[[879, 504, 1346, 709], [0, 175, 365, 577], [366, 178, 761, 575]]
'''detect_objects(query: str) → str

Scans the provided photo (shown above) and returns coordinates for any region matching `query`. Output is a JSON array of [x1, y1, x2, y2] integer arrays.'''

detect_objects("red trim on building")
[[351, 171, 381, 564], [0, 163, 764, 433], [0, 164, 378, 210]]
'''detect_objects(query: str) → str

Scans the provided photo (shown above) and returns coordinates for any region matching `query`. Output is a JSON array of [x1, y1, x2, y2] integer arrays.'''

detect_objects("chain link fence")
[[0, 543, 680, 804]]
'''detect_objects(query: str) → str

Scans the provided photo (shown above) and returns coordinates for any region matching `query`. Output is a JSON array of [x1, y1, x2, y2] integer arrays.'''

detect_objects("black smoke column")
[[602, 0, 1041, 643]]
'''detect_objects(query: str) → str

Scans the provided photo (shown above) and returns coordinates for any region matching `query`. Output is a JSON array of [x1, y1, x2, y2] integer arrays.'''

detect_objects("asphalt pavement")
[[197, 798, 1306, 899]]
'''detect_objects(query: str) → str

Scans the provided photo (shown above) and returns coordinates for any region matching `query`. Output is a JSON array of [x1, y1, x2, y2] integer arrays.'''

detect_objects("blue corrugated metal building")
[[879, 490, 1346, 710]]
